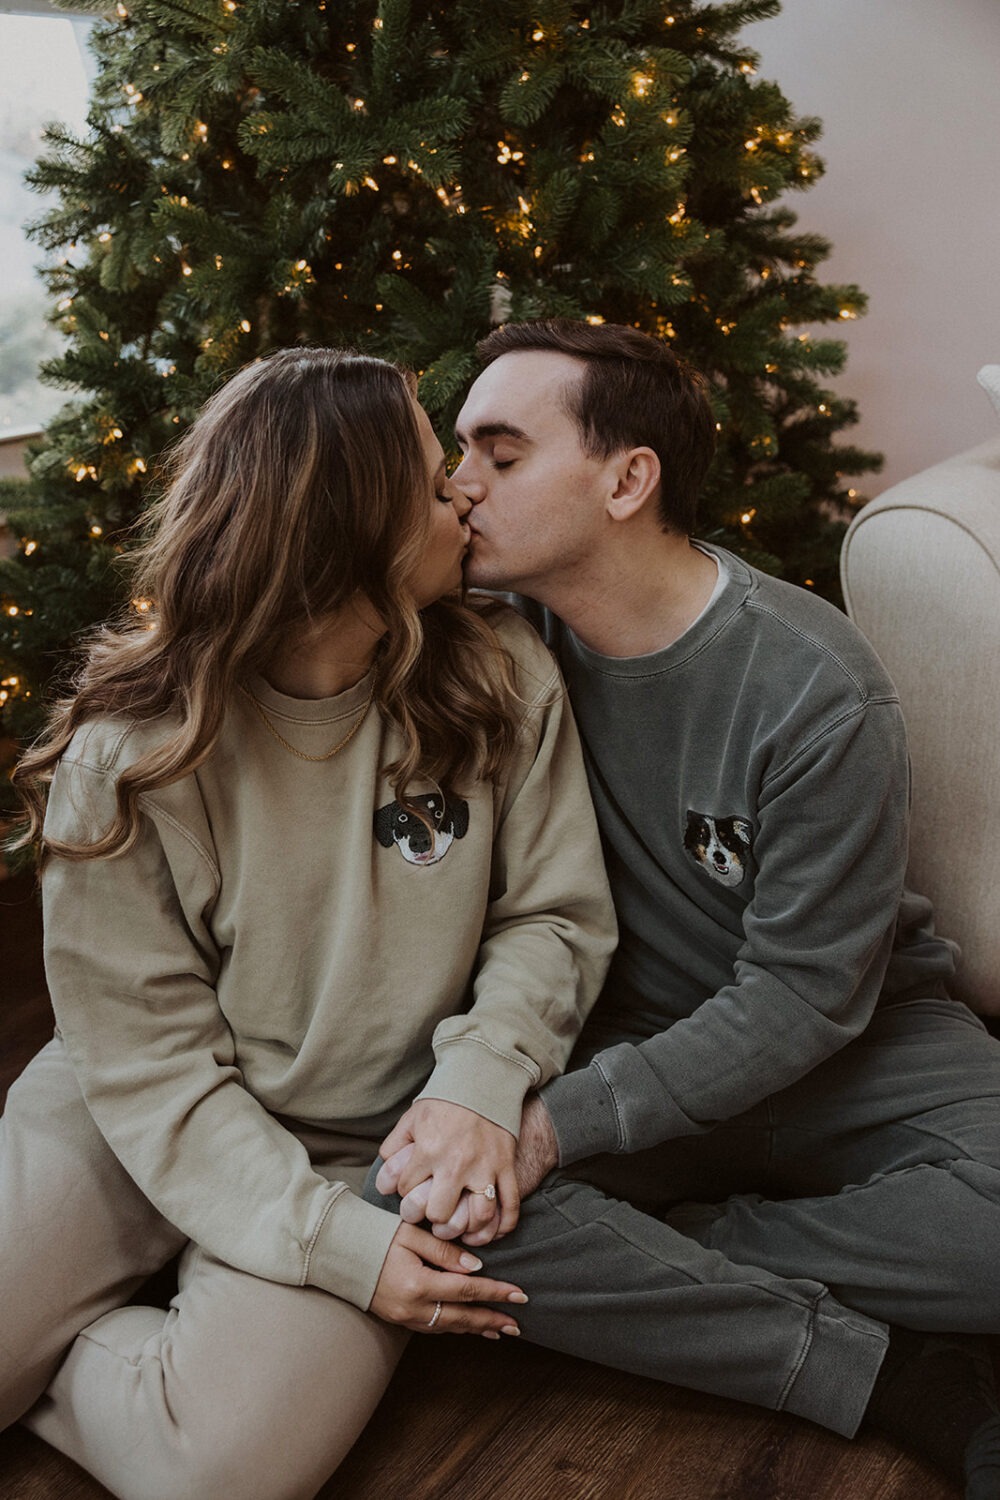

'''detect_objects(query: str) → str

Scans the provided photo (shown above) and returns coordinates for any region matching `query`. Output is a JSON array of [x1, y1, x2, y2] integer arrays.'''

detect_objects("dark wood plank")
[[330, 1336, 956, 1500], [0, 872, 963, 1500]]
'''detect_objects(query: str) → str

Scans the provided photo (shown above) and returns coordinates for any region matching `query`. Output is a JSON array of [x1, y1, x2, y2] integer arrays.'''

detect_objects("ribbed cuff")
[[417, 1037, 531, 1137], [781, 1292, 889, 1437], [539, 1063, 623, 1164], [304, 1188, 401, 1311]]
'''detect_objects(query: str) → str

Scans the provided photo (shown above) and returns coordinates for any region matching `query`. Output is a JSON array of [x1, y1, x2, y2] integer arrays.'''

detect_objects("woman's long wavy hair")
[[12, 347, 522, 861]]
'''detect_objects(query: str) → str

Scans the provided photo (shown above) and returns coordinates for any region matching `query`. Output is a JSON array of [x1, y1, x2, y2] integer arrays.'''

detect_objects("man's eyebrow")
[[454, 420, 531, 444]]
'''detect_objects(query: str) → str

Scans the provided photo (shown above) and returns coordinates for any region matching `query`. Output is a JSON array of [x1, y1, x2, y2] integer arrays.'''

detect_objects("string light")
[[741, 509, 757, 525], [240, 319, 251, 332], [132, 597, 153, 614], [23, 541, 37, 556], [90, 524, 103, 537], [632, 73, 653, 97], [532, 28, 544, 41], [585, 315, 605, 325]]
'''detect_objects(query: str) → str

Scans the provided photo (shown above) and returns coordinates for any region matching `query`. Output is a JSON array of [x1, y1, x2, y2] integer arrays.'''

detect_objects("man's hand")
[[370, 1221, 527, 1337], [376, 1093, 560, 1249], [376, 1098, 519, 1240]]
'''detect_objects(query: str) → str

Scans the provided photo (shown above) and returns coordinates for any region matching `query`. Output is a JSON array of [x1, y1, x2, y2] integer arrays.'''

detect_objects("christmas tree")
[[0, 0, 881, 762]]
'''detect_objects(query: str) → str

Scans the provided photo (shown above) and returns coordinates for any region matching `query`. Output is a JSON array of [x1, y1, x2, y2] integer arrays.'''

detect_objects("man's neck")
[[534, 536, 720, 659]]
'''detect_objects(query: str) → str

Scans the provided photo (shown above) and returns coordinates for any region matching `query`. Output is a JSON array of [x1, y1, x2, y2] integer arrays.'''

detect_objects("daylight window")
[[0, 6, 95, 440]]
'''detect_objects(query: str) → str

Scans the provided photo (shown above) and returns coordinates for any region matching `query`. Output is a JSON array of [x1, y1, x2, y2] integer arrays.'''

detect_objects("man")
[[372, 320, 1000, 1497]]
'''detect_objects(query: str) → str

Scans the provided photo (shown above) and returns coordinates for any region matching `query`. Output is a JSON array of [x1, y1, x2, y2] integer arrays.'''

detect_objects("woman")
[[0, 348, 615, 1500]]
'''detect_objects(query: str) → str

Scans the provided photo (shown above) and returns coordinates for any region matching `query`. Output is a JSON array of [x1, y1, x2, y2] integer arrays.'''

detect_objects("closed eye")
[[492, 459, 515, 471]]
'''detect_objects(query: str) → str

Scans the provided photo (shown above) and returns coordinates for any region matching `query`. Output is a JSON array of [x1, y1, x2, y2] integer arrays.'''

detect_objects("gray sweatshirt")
[[533, 545, 958, 1164]]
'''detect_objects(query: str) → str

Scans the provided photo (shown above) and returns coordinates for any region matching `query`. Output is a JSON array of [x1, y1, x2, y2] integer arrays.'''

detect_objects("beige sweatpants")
[[0, 1038, 407, 1500]]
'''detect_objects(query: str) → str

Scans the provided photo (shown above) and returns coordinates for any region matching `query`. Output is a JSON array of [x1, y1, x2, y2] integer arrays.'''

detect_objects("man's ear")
[[606, 448, 661, 522]]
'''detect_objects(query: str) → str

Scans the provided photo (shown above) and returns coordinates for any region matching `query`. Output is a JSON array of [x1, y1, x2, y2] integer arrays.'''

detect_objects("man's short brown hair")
[[476, 319, 716, 535]]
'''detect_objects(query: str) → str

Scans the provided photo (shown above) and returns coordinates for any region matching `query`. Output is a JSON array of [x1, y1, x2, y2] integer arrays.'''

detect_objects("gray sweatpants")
[[368, 995, 1000, 1439]]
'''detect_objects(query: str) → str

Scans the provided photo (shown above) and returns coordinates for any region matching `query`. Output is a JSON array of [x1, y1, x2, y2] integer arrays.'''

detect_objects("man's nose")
[[451, 455, 485, 503]]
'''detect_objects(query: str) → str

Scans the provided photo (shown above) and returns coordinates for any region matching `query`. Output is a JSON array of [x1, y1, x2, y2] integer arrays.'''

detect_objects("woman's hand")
[[377, 1093, 559, 1246], [377, 1099, 519, 1239], [370, 1221, 527, 1337]]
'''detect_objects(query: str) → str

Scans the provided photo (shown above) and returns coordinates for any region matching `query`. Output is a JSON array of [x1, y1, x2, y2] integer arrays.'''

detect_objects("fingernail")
[[507, 1292, 528, 1304], [500, 1324, 520, 1336], [459, 1253, 482, 1271], [482, 1331, 501, 1341]]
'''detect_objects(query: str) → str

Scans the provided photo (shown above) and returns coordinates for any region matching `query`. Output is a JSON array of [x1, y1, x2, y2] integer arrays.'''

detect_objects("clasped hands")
[[376, 1094, 558, 1246], [368, 1095, 558, 1340]]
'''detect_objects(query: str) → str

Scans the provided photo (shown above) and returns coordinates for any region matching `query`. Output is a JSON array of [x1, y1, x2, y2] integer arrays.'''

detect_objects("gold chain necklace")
[[239, 676, 377, 763]]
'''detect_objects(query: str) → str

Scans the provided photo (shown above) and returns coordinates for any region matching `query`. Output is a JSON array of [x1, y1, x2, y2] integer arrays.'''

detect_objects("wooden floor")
[[0, 869, 958, 1499]]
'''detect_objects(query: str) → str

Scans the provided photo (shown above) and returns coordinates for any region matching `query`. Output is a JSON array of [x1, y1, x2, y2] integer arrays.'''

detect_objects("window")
[[0, 4, 95, 440]]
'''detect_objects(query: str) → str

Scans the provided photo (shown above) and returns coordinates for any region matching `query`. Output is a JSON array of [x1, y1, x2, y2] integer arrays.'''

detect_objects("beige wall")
[[748, 0, 1000, 495]]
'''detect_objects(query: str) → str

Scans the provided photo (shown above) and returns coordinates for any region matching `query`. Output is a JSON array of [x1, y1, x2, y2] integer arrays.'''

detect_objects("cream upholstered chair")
[[840, 373, 1000, 1015]]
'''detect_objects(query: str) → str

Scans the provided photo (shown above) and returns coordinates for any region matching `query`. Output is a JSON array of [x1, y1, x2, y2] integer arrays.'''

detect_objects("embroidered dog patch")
[[683, 810, 752, 888], [374, 793, 469, 866]]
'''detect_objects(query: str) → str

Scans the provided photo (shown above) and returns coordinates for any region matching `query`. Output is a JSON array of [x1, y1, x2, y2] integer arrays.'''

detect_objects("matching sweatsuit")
[[372, 545, 1000, 1438], [0, 609, 616, 1500]]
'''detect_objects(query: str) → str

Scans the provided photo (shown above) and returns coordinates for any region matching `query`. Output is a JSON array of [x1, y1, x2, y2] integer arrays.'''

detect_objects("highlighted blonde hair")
[[13, 347, 521, 860]]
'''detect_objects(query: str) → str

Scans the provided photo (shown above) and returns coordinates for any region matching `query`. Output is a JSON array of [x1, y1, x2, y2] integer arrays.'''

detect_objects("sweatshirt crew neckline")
[[560, 544, 750, 679], [244, 667, 378, 724]]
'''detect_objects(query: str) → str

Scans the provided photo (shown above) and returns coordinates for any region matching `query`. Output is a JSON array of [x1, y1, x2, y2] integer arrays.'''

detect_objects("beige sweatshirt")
[[42, 611, 615, 1310]]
